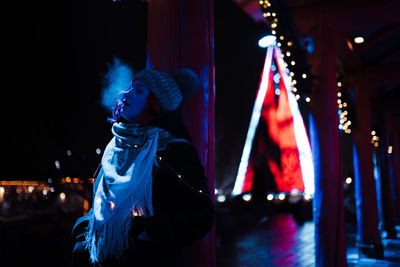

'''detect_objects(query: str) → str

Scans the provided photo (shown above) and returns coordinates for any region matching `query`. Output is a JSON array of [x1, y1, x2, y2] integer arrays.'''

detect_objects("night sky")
[[4, 0, 148, 180]]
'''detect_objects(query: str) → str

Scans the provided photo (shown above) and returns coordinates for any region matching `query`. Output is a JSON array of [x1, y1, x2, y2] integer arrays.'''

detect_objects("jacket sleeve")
[[135, 142, 215, 246]]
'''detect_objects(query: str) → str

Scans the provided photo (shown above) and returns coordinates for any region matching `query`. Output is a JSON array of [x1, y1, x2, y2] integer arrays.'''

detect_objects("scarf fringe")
[[85, 185, 154, 264]]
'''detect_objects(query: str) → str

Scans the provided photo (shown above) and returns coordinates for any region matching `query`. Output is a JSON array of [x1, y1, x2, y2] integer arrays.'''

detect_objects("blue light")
[[258, 35, 277, 48], [232, 45, 275, 196], [273, 73, 281, 84]]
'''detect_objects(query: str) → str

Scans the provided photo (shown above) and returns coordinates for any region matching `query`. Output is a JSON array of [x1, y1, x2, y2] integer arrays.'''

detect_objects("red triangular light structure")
[[232, 40, 314, 197]]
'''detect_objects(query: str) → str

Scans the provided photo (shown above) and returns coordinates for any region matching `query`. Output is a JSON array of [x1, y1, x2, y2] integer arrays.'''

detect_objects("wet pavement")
[[216, 207, 400, 267]]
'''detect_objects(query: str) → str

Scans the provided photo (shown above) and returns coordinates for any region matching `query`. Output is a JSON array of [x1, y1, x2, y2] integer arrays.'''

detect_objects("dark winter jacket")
[[72, 141, 214, 267]]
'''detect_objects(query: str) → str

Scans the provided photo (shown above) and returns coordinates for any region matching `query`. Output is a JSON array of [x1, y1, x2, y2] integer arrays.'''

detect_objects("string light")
[[354, 36, 364, 44], [217, 195, 226, 202], [258, 0, 312, 105], [371, 130, 380, 148], [242, 193, 252, 202], [336, 77, 352, 134]]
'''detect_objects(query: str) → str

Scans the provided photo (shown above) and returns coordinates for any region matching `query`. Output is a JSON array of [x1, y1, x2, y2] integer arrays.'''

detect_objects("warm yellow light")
[[263, 13, 267, 17], [347, 39, 354, 51], [337, 82, 342, 87], [374, 142, 379, 147], [371, 130, 376, 135], [83, 199, 89, 211], [272, 12, 276, 17], [354, 36, 364, 44], [259, 0, 264, 4], [279, 36, 284, 40], [271, 23, 277, 29], [66, 177, 71, 183], [343, 102, 347, 107], [0, 181, 40, 186], [337, 99, 342, 104], [243, 193, 252, 202], [287, 41, 293, 46]]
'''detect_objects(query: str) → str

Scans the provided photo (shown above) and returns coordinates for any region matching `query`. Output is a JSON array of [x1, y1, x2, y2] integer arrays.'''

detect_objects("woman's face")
[[119, 80, 151, 123]]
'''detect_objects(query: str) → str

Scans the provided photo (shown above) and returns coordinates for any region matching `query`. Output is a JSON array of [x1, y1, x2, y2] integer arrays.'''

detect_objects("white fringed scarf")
[[84, 122, 182, 264]]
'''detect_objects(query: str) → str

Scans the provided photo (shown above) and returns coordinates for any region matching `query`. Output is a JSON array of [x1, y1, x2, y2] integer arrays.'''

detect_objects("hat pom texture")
[[172, 68, 201, 100], [133, 68, 200, 112]]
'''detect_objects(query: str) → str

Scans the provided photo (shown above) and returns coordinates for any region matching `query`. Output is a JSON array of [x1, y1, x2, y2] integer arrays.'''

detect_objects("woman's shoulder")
[[165, 140, 196, 153], [158, 141, 204, 173]]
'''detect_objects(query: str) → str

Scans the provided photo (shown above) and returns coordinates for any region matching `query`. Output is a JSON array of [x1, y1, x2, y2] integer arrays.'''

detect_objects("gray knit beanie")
[[132, 68, 200, 112]]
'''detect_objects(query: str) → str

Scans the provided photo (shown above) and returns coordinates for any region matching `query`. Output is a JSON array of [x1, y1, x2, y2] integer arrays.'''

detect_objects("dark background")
[[3, 0, 148, 180]]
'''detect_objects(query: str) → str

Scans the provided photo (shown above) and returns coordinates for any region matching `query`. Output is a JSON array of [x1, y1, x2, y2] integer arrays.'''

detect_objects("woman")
[[72, 68, 214, 267]]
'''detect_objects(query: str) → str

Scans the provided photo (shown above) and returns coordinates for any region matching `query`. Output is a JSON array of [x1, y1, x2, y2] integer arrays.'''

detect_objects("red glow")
[[243, 56, 304, 193]]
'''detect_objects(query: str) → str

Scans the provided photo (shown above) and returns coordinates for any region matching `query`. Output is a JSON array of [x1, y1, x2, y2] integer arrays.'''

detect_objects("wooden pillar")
[[352, 84, 383, 257], [386, 116, 400, 223], [146, 1, 215, 267], [377, 115, 396, 238], [309, 23, 346, 266]]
